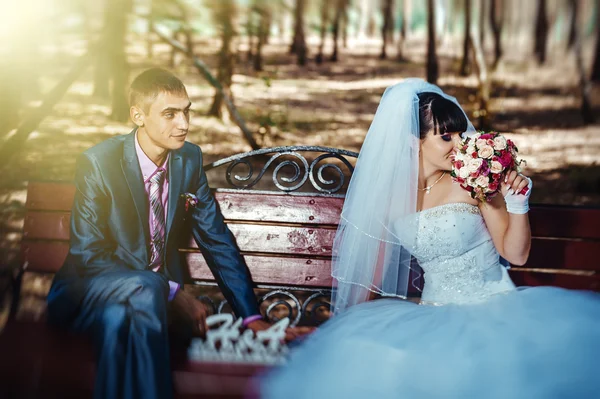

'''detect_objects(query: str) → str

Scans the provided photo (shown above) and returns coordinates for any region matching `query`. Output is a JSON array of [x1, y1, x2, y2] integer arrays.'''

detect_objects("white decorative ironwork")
[[188, 313, 290, 364]]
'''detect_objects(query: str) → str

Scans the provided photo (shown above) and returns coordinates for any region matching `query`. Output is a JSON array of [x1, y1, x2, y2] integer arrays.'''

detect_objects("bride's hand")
[[501, 171, 532, 214], [501, 170, 530, 197]]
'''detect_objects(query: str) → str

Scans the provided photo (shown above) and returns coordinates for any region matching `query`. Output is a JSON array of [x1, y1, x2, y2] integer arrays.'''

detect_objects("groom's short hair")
[[129, 68, 187, 113]]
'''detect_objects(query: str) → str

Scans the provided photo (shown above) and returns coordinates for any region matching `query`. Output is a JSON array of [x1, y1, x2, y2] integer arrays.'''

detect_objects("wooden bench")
[[1, 146, 599, 398]]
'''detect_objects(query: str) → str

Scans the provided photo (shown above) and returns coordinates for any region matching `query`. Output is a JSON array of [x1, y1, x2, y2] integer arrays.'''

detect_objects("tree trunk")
[[94, 0, 130, 121], [460, 0, 471, 76], [470, 25, 491, 130], [330, 0, 346, 62], [342, 5, 349, 48], [253, 3, 270, 71], [534, 0, 548, 65], [94, 3, 112, 98], [316, 1, 330, 64], [209, 0, 236, 118], [380, 0, 394, 59], [246, 10, 255, 62], [479, 0, 485, 47], [490, 0, 503, 70], [358, 0, 370, 39], [397, 0, 406, 61], [427, 0, 439, 84], [591, 0, 600, 81], [567, 0, 578, 50], [290, 0, 307, 65], [573, 1, 594, 124], [169, 29, 181, 68], [290, 0, 307, 64]]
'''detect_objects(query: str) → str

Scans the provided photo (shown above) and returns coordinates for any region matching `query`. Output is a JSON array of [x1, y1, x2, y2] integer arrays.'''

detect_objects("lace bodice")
[[395, 203, 516, 305]]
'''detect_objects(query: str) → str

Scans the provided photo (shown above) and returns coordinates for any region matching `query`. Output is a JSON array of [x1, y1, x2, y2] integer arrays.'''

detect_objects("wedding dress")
[[259, 203, 600, 398]]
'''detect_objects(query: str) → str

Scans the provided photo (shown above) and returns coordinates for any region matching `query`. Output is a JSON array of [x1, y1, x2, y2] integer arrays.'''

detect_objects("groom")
[[47, 68, 298, 399]]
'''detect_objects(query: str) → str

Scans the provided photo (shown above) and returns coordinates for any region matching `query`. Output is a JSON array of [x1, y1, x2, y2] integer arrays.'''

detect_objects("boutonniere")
[[181, 193, 199, 211]]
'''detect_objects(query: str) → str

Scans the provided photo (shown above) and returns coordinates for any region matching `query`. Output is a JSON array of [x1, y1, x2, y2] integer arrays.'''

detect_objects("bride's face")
[[420, 130, 462, 171]]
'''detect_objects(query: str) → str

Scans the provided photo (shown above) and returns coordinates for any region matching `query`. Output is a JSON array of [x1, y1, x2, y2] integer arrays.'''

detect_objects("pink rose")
[[493, 136, 507, 150], [467, 158, 483, 173], [478, 145, 494, 159], [475, 175, 489, 188], [490, 160, 504, 174]]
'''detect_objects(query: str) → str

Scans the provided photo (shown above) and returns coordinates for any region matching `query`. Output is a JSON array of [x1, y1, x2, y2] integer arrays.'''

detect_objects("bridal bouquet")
[[450, 131, 527, 203]]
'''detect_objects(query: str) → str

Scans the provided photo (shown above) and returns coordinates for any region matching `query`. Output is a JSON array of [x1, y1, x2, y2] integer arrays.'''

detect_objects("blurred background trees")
[[1, 0, 600, 267]]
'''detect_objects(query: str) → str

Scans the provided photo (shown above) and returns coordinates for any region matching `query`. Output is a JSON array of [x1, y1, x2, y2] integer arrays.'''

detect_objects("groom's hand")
[[246, 319, 316, 342], [171, 290, 208, 337]]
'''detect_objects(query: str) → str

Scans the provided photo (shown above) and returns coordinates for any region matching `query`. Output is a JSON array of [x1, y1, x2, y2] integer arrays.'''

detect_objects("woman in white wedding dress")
[[258, 79, 600, 399]]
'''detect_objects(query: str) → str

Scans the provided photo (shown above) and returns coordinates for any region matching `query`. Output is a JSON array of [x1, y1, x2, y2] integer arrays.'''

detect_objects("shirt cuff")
[[242, 314, 263, 327], [168, 281, 180, 302]]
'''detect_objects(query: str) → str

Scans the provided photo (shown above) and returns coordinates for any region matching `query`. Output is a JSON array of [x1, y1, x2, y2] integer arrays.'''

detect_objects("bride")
[[258, 79, 600, 398]]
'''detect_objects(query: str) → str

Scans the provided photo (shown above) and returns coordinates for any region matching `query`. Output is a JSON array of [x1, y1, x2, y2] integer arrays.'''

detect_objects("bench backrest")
[[17, 147, 600, 323], [22, 184, 339, 289]]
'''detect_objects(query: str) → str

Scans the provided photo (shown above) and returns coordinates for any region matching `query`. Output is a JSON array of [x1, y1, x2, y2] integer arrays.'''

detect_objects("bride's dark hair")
[[417, 92, 468, 139]]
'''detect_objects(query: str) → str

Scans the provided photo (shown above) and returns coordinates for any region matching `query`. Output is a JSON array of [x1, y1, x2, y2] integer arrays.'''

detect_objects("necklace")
[[420, 172, 446, 194]]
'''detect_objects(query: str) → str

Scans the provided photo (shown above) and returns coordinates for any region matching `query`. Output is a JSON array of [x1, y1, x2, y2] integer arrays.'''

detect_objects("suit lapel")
[[166, 149, 183, 240], [121, 130, 151, 259]]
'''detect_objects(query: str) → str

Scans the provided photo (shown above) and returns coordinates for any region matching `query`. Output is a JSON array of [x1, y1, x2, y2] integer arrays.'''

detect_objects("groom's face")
[[139, 91, 191, 151]]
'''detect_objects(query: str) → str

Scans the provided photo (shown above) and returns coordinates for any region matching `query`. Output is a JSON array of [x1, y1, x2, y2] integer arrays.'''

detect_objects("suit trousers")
[[48, 270, 175, 399]]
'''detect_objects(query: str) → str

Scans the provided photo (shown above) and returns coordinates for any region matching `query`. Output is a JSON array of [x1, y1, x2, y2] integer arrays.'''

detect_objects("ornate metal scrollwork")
[[259, 290, 302, 327], [301, 291, 332, 325], [206, 146, 358, 195], [309, 154, 355, 194], [213, 288, 332, 327]]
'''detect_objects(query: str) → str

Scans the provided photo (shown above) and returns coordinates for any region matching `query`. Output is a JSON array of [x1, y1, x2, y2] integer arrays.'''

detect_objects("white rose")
[[490, 160, 504, 174], [475, 175, 489, 188], [467, 158, 482, 173], [476, 139, 488, 149], [493, 136, 507, 150], [459, 167, 470, 179], [478, 145, 494, 159]]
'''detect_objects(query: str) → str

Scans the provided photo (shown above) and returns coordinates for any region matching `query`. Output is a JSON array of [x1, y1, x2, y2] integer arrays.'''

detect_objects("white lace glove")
[[503, 176, 532, 214]]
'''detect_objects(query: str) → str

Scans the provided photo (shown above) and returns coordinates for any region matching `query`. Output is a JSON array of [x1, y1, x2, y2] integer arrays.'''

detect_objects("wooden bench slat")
[[20, 241, 335, 287], [189, 223, 336, 256], [214, 192, 344, 225], [23, 212, 338, 257], [19, 241, 600, 293], [22, 241, 69, 273], [529, 206, 600, 240], [509, 269, 600, 291], [187, 253, 333, 287], [24, 212, 71, 241], [23, 184, 346, 226], [25, 211, 600, 270], [25, 182, 76, 211], [526, 238, 600, 271]]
